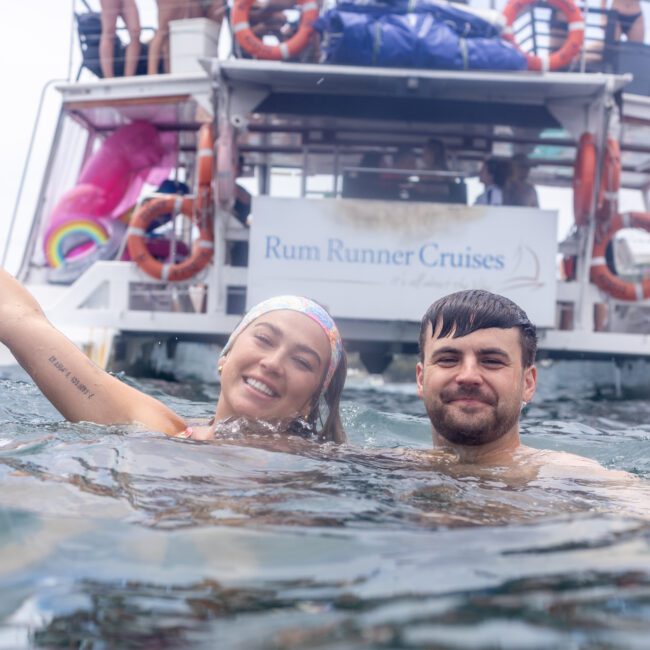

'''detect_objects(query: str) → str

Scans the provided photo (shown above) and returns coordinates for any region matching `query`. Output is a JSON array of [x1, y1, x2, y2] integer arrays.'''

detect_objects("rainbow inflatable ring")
[[45, 219, 109, 268]]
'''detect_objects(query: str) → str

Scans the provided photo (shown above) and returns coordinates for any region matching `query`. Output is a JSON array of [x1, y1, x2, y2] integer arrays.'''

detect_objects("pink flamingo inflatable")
[[44, 121, 174, 276]]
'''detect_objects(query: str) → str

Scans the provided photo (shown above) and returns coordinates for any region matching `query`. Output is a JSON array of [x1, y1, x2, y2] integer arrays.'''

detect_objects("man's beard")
[[426, 385, 520, 447]]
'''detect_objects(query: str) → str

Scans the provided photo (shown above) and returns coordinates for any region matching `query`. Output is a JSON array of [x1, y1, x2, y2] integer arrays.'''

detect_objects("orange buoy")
[[231, 0, 319, 60], [573, 132, 597, 226], [196, 123, 215, 217], [503, 0, 584, 71], [590, 211, 650, 301], [596, 137, 621, 223], [127, 196, 214, 282]]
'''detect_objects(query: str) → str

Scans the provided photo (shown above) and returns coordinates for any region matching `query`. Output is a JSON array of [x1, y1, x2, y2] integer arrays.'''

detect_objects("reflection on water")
[[0, 361, 649, 647]]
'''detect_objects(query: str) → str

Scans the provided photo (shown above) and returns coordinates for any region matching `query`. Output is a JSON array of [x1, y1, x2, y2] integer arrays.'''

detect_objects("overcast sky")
[[0, 1, 158, 268]]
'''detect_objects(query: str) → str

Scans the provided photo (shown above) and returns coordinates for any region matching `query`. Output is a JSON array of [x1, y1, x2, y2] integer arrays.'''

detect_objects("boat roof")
[[218, 60, 630, 105]]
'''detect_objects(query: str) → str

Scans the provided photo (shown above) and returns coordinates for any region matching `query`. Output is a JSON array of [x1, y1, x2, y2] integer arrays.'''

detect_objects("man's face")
[[416, 324, 537, 447]]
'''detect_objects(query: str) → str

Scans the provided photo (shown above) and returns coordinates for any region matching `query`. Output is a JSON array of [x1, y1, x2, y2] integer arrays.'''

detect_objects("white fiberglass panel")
[[248, 197, 558, 327]]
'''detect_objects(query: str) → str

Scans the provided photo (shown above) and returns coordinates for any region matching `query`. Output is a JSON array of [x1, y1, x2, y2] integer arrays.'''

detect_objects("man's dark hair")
[[418, 290, 538, 367]]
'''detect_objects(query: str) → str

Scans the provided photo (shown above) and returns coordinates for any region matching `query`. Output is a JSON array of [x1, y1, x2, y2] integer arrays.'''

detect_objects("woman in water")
[[0, 268, 347, 443]]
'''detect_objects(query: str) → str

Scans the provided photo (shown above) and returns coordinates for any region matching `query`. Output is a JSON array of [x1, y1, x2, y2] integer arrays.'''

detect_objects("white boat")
[[4, 2, 650, 390]]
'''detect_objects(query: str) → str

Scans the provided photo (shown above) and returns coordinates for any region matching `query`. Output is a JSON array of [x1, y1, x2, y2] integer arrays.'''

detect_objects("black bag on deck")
[[76, 12, 153, 78]]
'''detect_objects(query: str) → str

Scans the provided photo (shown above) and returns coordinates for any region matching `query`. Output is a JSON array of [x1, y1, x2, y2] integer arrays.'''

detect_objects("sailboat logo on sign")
[[500, 245, 544, 291]]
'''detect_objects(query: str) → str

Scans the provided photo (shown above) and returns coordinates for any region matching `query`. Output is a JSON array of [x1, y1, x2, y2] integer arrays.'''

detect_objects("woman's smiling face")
[[215, 310, 332, 422]]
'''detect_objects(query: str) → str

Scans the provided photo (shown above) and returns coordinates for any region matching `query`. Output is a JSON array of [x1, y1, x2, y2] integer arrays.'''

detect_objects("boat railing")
[[74, 0, 159, 80], [66, 0, 650, 88], [498, 0, 650, 90], [510, 3, 612, 72]]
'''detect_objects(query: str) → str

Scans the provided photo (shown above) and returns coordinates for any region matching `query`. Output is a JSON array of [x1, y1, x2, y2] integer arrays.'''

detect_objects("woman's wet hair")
[[418, 290, 538, 367], [301, 351, 348, 443], [301, 299, 347, 444]]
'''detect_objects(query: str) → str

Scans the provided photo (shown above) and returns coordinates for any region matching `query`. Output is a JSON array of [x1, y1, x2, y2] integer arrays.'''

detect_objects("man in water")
[[416, 290, 632, 475], [412, 289, 650, 524]]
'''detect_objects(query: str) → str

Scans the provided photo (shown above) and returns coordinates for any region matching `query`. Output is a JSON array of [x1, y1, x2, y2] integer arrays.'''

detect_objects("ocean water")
[[0, 360, 649, 648]]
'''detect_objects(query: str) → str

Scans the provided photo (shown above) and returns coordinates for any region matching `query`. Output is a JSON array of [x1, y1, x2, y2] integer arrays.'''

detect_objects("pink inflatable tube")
[[44, 121, 176, 269]]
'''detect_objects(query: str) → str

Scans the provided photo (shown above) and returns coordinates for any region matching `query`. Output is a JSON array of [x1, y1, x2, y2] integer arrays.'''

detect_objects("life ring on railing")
[[590, 211, 650, 301], [196, 123, 215, 217], [127, 196, 214, 282], [502, 0, 584, 71], [573, 133, 596, 226], [596, 137, 621, 223], [197, 123, 214, 189], [231, 0, 319, 60], [573, 134, 622, 226]]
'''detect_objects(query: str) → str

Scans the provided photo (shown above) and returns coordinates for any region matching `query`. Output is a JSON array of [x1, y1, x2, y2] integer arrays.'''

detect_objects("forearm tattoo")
[[48, 355, 95, 400]]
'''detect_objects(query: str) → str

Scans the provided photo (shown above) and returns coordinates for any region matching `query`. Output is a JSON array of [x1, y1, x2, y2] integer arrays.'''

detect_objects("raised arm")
[[0, 268, 186, 436]]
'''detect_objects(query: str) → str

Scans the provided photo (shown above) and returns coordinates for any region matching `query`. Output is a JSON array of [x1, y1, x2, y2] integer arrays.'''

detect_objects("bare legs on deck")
[[99, 0, 141, 78]]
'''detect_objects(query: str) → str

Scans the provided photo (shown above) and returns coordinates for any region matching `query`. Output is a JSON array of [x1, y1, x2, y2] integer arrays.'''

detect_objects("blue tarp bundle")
[[314, 0, 527, 71]]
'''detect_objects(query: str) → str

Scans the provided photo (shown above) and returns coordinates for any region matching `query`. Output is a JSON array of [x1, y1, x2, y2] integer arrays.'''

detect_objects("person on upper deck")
[[243, 0, 322, 62], [474, 157, 510, 206], [378, 144, 468, 204], [0, 268, 347, 444], [341, 151, 385, 199], [611, 0, 645, 42], [503, 153, 539, 208], [99, 0, 141, 77], [413, 139, 467, 205], [148, 0, 227, 75]]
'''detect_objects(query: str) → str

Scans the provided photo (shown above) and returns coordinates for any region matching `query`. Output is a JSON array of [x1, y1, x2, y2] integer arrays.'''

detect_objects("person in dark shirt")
[[341, 152, 385, 199], [415, 138, 467, 204]]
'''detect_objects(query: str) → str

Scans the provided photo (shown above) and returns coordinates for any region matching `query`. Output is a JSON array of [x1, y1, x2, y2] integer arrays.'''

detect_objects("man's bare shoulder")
[[517, 447, 638, 483], [392, 445, 639, 486]]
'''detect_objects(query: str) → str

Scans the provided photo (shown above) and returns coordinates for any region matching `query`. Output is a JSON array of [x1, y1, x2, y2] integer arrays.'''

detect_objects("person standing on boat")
[[341, 151, 385, 199], [611, 0, 645, 42], [474, 157, 510, 206], [503, 153, 539, 208], [148, 0, 227, 75], [99, 0, 141, 77], [414, 138, 467, 205], [0, 268, 347, 443]]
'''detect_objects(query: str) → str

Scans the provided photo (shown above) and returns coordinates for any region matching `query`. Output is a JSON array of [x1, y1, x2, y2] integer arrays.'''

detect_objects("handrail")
[[1, 79, 67, 271], [68, 0, 76, 82]]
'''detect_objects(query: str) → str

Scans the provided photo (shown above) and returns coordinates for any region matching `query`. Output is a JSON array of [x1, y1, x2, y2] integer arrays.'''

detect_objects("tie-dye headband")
[[220, 295, 343, 393]]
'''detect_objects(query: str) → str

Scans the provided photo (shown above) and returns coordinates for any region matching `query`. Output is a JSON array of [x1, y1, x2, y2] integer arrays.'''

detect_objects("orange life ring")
[[127, 196, 214, 282], [503, 0, 584, 71], [596, 137, 621, 223], [590, 211, 650, 301], [231, 0, 319, 60], [217, 128, 237, 208], [196, 123, 215, 216], [573, 132, 596, 227]]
